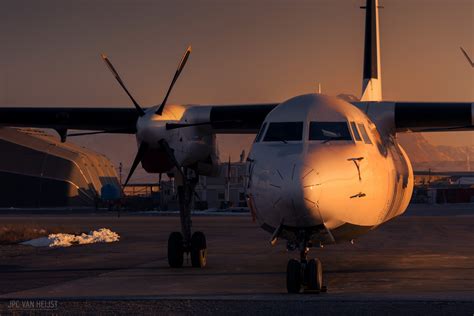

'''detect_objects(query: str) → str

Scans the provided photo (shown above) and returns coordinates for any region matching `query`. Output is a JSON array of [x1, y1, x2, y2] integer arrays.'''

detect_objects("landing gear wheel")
[[168, 232, 184, 268], [286, 259, 302, 293], [306, 258, 323, 292], [190, 231, 207, 268]]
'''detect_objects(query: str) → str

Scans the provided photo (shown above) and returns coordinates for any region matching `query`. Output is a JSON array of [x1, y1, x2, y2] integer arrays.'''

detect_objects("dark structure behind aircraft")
[[0, 128, 120, 208]]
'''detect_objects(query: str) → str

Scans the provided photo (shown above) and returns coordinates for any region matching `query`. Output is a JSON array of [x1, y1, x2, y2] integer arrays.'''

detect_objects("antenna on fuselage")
[[360, 0, 383, 101], [316, 83, 322, 94]]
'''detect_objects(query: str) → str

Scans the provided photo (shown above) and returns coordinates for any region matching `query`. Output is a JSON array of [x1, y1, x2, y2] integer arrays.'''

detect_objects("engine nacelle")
[[136, 104, 220, 176]]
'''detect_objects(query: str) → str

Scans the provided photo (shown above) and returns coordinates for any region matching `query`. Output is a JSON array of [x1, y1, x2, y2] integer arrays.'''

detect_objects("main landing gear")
[[167, 168, 207, 268], [168, 230, 207, 268], [286, 232, 327, 294]]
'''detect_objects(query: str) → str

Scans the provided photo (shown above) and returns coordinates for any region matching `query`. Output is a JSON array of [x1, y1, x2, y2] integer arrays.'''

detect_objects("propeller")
[[101, 46, 192, 186], [158, 139, 184, 178], [460, 47, 474, 68], [123, 142, 149, 187], [101, 54, 145, 116], [155, 45, 192, 115]]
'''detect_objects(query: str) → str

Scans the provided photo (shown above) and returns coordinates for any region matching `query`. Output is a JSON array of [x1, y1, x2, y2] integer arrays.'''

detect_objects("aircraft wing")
[[198, 101, 474, 133], [0, 101, 472, 137], [0, 104, 278, 135], [0, 107, 140, 133], [355, 101, 474, 133], [201, 101, 474, 133]]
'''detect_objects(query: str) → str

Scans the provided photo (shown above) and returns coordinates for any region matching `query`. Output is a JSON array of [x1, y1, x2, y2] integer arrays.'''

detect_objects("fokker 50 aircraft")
[[1, 0, 473, 293]]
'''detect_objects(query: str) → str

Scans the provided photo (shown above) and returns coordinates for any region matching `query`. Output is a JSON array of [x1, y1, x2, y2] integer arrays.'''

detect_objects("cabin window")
[[254, 122, 267, 143], [350, 121, 362, 141], [357, 123, 372, 144], [308, 122, 352, 141], [263, 122, 303, 142]]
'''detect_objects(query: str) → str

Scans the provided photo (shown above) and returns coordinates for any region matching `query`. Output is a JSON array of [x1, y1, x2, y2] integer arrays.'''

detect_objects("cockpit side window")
[[350, 121, 362, 141], [263, 122, 303, 142], [309, 122, 352, 141], [357, 123, 372, 144], [254, 122, 267, 143]]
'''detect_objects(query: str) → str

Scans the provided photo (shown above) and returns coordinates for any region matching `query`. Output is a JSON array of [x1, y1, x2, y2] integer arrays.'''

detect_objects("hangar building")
[[0, 128, 121, 208]]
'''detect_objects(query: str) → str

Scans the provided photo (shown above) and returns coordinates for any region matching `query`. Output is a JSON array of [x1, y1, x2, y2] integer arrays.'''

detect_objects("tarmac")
[[0, 204, 473, 315]]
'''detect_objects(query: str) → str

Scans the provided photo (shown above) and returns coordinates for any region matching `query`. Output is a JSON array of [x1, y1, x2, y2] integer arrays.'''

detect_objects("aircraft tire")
[[191, 231, 207, 268], [307, 258, 323, 291], [168, 232, 184, 268], [286, 259, 302, 293]]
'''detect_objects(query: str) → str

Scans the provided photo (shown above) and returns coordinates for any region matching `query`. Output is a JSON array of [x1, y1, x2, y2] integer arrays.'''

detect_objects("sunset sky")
[[1, 0, 472, 180]]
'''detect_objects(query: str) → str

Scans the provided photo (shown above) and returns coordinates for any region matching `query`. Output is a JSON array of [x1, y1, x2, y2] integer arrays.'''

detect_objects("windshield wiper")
[[266, 136, 288, 144], [322, 136, 346, 144]]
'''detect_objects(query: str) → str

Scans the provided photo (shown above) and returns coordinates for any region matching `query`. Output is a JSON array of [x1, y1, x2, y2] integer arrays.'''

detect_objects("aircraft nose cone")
[[267, 162, 323, 227]]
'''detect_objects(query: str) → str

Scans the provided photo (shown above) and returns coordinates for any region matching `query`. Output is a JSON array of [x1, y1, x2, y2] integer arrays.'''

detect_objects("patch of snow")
[[21, 228, 120, 248]]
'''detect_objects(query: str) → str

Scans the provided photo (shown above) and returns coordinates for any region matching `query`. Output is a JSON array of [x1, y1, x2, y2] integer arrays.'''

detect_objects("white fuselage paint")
[[247, 94, 414, 244]]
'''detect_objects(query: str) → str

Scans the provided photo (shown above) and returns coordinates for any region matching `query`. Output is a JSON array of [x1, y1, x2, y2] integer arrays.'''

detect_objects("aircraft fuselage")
[[247, 94, 414, 245]]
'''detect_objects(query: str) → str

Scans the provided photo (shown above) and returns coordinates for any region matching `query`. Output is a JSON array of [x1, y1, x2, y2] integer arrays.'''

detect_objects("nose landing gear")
[[286, 233, 327, 294]]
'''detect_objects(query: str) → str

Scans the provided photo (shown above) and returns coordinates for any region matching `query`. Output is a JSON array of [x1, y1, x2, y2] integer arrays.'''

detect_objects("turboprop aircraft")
[[0, 0, 473, 293]]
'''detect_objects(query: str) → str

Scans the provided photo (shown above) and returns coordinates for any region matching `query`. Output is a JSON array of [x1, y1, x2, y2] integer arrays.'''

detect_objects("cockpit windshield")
[[254, 122, 267, 143], [263, 122, 303, 142], [309, 122, 352, 141]]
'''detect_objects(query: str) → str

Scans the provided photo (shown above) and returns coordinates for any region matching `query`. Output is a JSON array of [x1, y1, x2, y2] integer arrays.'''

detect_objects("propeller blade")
[[460, 47, 474, 68], [155, 45, 192, 115], [158, 139, 184, 178], [123, 142, 149, 187], [101, 53, 146, 117]]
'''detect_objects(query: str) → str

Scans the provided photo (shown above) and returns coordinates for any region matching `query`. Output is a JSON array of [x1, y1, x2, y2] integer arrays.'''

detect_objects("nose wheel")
[[286, 257, 325, 293], [306, 258, 323, 292], [168, 231, 184, 267], [286, 259, 302, 293], [190, 231, 207, 267], [286, 232, 327, 294]]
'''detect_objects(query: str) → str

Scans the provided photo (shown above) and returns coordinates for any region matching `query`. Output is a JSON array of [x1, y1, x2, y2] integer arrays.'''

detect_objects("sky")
[[1, 0, 473, 181]]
